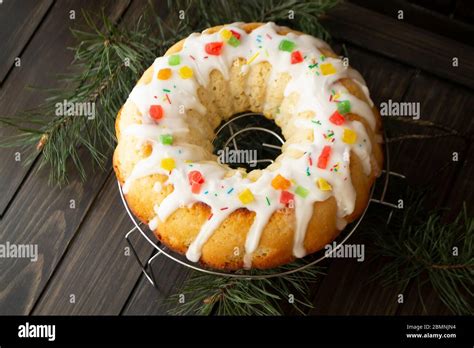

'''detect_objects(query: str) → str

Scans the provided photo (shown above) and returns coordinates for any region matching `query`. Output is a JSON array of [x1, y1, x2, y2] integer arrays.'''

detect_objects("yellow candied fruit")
[[157, 68, 172, 80], [220, 29, 232, 40], [317, 178, 332, 191], [271, 174, 291, 190], [320, 63, 336, 76], [161, 158, 176, 171], [342, 128, 357, 144], [178, 65, 193, 79], [238, 188, 255, 204]]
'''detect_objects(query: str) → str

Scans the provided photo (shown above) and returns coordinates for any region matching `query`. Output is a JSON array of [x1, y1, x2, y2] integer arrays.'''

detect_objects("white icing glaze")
[[121, 22, 379, 267]]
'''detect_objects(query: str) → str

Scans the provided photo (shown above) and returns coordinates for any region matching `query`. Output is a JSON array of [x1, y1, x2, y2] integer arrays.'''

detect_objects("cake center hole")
[[213, 112, 284, 171]]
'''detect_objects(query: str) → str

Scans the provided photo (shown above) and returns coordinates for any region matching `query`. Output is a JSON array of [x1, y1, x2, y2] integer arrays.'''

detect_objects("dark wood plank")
[[0, 0, 130, 217], [0, 0, 132, 315], [308, 45, 417, 315], [32, 174, 154, 315], [0, 153, 111, 314], [0, 0, 54, 84], [122, 257, 191, 315], [322, 2, 474, 89]]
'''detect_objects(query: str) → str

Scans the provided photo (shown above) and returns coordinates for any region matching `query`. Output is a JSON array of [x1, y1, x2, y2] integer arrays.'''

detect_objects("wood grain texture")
[[0, 0, 54, 84], [0, 0, 130, 217], [322, 1, 474, 89], [32, 174, 154, 315]]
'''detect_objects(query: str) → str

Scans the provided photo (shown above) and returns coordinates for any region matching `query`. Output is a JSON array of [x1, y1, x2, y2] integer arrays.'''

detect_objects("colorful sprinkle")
[[161, 157, 175, 171], [342, 128, 357, 144], [279, 39, 295, 52], [238, 188, 255, 204], [165, 94, 171, 104], [306, 167, 311, 176], [323, 129, 335, 141], [160, 134, 173, 145], [265, 196, 271, 206], [149, 105, 164, 121], [220, 207, 229, 211], [178, 65, 193, 79], [246, 51, 260, 64], [291, 50, 304, 64], [295, 185, 309, 198], [329, 110, 345, 125], [337, 100, 351, 114], [280, 190, 294, 205], [208, 213, 213, 220], [162, 88, 171, 93], [317, 178, 332, 191], [227, 187, 234, 194], [168, 55, 180, 66], [317, 146, 332, 169], [230, 30, 241, 40], [271, 174, 291, 190], [220, 29, 232, 40], [205, 41, 224, 55], [228, 36, 240, 47], [157, 68, 172, 80], [311, 119, 322, 126], [320, 63, 336, 75]]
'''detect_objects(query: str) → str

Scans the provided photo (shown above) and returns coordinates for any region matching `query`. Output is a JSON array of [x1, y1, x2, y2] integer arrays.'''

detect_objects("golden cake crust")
[[113, 23, 383, 269]]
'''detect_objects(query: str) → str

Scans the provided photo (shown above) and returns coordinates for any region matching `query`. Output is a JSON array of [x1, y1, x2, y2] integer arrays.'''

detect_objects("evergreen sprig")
[[167, 261, 324, 315], [367, 193, 473, 315]]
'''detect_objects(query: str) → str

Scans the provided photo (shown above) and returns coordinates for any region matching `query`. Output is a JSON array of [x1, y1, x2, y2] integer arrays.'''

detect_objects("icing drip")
[[121, 22, 378, 267]]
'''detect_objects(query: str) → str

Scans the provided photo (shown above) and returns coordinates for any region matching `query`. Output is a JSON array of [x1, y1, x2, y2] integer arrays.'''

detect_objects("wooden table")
[[0, 0, 472, 315]]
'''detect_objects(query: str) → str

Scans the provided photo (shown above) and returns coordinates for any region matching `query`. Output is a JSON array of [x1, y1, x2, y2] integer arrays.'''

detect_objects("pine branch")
[[167, 261, 324, 315], [366, 192, 473, 315]]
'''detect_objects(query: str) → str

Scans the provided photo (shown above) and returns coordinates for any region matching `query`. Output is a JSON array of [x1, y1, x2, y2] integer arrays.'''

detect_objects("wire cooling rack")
[[119, 112, 405, 286]]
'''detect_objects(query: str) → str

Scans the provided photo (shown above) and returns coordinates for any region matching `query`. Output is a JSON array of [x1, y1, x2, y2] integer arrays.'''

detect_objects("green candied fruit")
[[278, 39, 296, 52], [160, 134, 173, 145], [337, 100, 351, 114], [168, 55, 180, 66], [295, 185, 309, 198], [228, 36, 241, 47]]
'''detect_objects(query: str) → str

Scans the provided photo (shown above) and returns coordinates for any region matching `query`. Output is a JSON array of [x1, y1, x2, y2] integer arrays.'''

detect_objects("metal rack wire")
[[119, 113, 405, 287]]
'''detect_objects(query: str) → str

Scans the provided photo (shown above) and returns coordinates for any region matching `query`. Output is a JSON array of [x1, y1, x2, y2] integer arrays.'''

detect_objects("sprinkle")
[[265, 196, 271, 206], [238, 188, 255, 204], [246, 51, 260, 65], [317, 146, 332, 169], [160, 134, 173, 145], [306, 167, 310, 176], [157, 68, 172, 80], [311, 119, 322, 126], [329, 110, 345, 125], [228, 36, 240, 47], [330, 163, 340, 172], [280, 190, 294, 205], [320, 63, 336, 75], [317, 178, 332, 191], [204, 190, 209, 194], [279, 39, 295, 52], [320, 55, 326, 61], [162, 88, 171, 93], [323, 129, 335, 141], [230, 30, 241, 40], [271, 174, 291, 190], [220, 29, 232, 40], [337, 100, 351, 114], [309, 63, 318, 69], [342, 128, 357, 144], [165, 94, 171, 104], [266, 33, 272, 40], [256, 34, 263, 43], [205, 41, 224, 55], [291, 50, 304, 64], [208, 213, 213, 220], [161, 157, 175, 171], [295, 185, 309, 198], [220, 207, 229, 211], [226, 188, 234, 194], [308, 154, 313, 166], [188, 170, 205, 185], [168, 55, 180, 66], [178, 65, 193, 79], [149, 105, 164, 120]]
